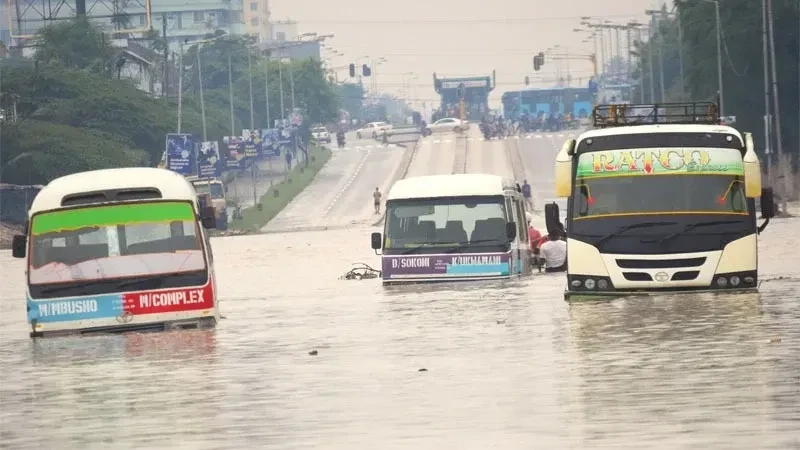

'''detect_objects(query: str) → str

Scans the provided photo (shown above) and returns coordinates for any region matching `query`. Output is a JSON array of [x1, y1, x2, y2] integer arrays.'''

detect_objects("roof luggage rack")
[[592, 102, 720, 128]]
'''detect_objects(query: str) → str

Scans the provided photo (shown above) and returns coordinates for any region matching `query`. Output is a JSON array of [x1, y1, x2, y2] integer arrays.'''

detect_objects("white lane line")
[[433, 140, 441, 143], [443, 139, 452, 143], [324, 148, 372, 215], [535, 135, 543, 138], [557, 134, 565, 138]]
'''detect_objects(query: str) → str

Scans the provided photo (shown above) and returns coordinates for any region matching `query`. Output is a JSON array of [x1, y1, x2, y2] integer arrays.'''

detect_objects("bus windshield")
[[28, 201, 206, 285], [571, 147, 748, 219], [384, 196, 508, 252]]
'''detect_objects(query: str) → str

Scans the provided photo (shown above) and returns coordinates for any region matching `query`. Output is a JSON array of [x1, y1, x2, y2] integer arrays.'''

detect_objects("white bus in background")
[[11, 168, 220, 337], [549, 102, 776, 301], [371, 174, 532, 284]]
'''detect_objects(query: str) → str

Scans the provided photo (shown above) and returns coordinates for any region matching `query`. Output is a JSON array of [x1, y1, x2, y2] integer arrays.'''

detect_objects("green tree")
[[35, 16, 118, 75], [632, 1, 799, 161]]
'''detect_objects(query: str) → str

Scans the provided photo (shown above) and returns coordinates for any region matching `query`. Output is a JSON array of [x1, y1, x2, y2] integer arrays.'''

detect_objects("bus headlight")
[[567, 275, 614, 291], [713, 271, 757, 289]]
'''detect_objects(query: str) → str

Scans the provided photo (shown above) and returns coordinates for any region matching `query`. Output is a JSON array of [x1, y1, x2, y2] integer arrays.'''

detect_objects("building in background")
[[243, 0, 271, 42], [2, 0, 245, 49], [261, 20, 324, 61], [270, 19, 297, 41]]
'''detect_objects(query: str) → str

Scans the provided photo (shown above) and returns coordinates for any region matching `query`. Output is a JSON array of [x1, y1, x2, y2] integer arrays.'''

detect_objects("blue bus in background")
[[501, 87, 593, 120]]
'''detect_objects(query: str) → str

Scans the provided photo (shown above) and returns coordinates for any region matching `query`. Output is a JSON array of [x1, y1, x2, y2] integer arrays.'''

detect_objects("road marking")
[[557, 134, 565, 138], [433, 140, 441, 143], [535, 135, 543, 138], [324, 147, 372, 215], [443, 139, 452, 143]]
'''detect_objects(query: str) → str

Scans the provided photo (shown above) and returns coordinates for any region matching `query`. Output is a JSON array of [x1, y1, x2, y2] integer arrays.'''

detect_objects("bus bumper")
[[29, 316, 217, 338], [564, 286, 759, 302]]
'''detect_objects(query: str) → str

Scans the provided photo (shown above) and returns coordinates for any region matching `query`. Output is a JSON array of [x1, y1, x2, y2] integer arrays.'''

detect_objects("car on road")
[[356, 121, 393, 139], [311, 126, 331, 143], [425, 118, 466, 134]]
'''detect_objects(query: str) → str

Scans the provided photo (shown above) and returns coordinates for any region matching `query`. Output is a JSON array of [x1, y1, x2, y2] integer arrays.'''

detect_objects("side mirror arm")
[[757, 218, 770, 234]]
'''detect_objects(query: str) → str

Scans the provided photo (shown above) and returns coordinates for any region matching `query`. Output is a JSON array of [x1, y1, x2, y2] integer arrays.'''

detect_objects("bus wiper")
[[401, 243, 438, 254], [645, 220, 742, 244], [595, 221, 677, 246]]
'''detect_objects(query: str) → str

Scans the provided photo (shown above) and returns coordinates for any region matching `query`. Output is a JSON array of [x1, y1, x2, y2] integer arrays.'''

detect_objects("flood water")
[[1, 216, 799, 449]]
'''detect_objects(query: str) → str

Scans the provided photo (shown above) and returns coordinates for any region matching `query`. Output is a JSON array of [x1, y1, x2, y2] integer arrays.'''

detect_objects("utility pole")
[[657, 22, 666, 101], [265, 58, 271, 128], [278, 59, 285, 121], [762, 0, 772, 172], [638, 28, 645, 103], [766, 0, 787, 213], [676, 11, 686, 99], [247, 49, 254, 129], [288, 61, 296, 110], [162, 13, 168, 100], [227, 54, 235, 136], [648, 22, 656, 103], [177, 42, 183, 133], [626, 27, 632, 84], [197, 49, 207, 141]]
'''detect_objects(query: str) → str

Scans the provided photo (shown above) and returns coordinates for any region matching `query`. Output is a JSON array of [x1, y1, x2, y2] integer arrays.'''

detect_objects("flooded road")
[[1, 132, 799, 449]]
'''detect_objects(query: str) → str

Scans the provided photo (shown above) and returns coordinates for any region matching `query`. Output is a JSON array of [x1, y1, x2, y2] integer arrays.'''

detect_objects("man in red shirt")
[[526, 212, 542, 250]]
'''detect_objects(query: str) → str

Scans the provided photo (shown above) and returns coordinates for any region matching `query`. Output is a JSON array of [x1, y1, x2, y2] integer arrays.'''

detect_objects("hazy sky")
[[271, 0, 657, 109]]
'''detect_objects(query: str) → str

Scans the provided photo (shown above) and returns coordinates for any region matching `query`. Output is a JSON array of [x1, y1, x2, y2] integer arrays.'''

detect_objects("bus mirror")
[[505, 222, 517, 241], [544, 202, 561, 235], [200, 206, 217, 229], [11, 235, 26, 258], [555, 139, 575, 197], [371, 232, 382, 250], [760, 187, 775, 219], [742, 133, 761, 198]]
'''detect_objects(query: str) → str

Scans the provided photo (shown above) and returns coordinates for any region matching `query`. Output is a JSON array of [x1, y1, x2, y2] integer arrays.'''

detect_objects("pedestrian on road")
[[521, 180, 533, 211], [373, 187, 382, 215]]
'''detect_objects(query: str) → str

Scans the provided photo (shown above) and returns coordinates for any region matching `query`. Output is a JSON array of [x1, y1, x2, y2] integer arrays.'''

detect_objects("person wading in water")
[[373, 187, 382, 215]]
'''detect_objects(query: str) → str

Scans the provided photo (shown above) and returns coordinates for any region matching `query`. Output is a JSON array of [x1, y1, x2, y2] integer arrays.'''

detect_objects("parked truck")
[[187, 176, 228, 230]]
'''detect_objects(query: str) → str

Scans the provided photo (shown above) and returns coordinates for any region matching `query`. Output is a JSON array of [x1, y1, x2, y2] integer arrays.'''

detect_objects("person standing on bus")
[[373, 187, 382, 215], [521, 180, 533, 211]]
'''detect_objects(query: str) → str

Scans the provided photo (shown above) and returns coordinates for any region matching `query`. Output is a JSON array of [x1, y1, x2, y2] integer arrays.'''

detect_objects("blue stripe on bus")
[[27, 294, 125, 323]]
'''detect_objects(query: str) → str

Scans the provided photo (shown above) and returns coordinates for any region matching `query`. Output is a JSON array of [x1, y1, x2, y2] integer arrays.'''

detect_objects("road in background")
[[463, 127, 514, 177], [515, 131, 581, 214], [262, 132, 412, 233], [405, 132, 459, 177]]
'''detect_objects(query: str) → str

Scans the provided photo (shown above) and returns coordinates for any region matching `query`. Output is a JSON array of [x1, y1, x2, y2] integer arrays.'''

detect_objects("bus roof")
[[578, 123, 744, 143], [30, 167, 199, 215], [387, 174, 518, 200]]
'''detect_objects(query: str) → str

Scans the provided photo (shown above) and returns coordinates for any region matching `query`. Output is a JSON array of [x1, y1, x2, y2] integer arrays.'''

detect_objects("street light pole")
[[278, 58, 285, 121], [761, 0, 772, 171], [247, 49, 254, 129], [228, 54, 235, 136], [703, 0, 724, 115], [265, 59, 271, 128], [196, 49, 207, 141], [177, 42, 183, 133]]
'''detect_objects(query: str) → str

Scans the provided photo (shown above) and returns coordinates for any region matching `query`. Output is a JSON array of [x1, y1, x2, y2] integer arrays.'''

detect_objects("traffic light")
[[457, 83, 465, 99], [349, 63, 355, 77], [362, 64, 371, 76], [524, 76, 530, 86], [533, 56, 541, 71], [538, 52, 545, 64]]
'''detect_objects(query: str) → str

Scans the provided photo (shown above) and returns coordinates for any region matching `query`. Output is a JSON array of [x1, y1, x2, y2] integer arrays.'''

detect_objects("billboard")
[[197, 141, 221, 178], [165, 134, 195, 176]]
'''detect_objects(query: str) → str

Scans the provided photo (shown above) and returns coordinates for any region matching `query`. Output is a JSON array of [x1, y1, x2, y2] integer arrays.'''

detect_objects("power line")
[[297, 14, 642, 25]]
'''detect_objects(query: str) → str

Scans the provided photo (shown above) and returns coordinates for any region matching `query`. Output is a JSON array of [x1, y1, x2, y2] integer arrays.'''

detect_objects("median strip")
[[227, 145, 332, 233]]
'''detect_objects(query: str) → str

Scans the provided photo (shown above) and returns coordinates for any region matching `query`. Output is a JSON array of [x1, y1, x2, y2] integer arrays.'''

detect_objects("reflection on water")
[[0, 220, 799, 449]]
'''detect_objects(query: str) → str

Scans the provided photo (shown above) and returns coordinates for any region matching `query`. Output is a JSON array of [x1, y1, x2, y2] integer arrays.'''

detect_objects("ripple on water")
[[0, 223, 799, 449]]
